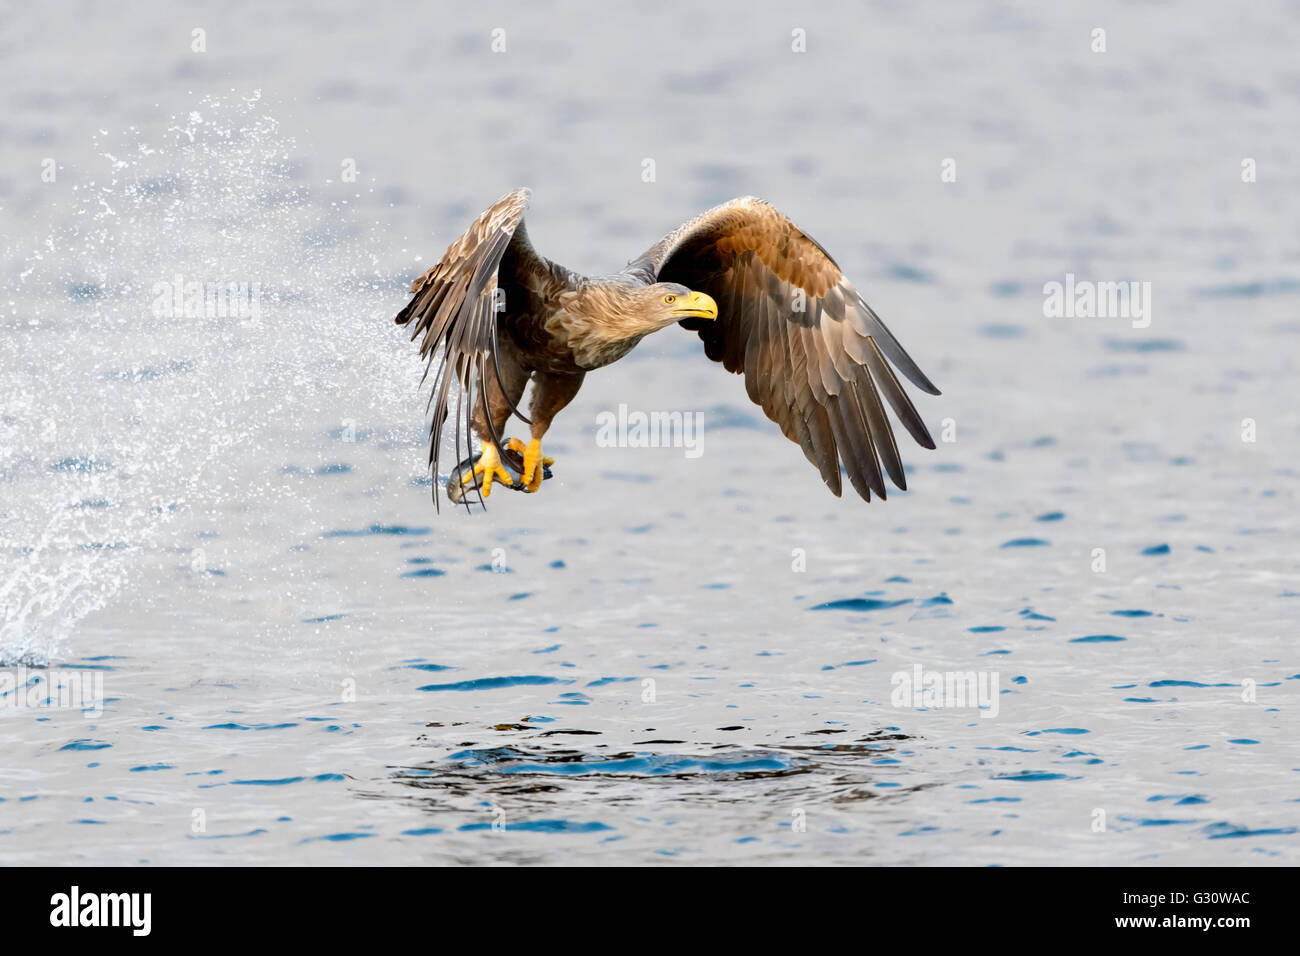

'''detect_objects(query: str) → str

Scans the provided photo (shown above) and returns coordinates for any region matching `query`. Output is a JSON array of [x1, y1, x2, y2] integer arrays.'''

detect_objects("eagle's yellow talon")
[[463, 441, 513, 497], [508, 437, 547, 492]]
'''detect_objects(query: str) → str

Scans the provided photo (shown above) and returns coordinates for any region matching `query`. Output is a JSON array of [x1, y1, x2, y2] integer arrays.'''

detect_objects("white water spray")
[[0, 92, 425, 664]]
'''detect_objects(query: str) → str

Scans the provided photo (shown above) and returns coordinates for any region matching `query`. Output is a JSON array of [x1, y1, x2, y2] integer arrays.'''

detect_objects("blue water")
[[1, 0, 1298, 865]]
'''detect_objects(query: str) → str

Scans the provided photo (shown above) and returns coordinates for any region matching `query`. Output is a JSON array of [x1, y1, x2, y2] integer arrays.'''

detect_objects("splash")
[[0, 91, 418, 664]]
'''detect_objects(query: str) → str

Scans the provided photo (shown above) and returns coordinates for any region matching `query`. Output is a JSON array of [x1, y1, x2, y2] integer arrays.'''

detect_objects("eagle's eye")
[[663, 294, 676, 304]]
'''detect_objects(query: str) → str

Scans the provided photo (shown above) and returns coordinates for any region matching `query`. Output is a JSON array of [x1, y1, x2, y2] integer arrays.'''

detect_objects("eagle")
[[395, 188, 940, 510]]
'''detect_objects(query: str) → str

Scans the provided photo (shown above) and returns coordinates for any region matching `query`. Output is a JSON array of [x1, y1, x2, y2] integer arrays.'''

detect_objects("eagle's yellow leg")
[[462, 441, 513, 497], [507, 437, 554, 493]]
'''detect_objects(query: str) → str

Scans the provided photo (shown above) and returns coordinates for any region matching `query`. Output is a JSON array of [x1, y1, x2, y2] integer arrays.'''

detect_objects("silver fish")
[[445, 445, 554, 506]]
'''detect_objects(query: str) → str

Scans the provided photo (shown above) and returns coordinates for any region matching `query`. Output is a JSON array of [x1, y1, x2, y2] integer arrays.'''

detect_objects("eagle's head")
[[611, 282, 719, 332], [652, 283, 719, 322], [571, 281, 718, 345]]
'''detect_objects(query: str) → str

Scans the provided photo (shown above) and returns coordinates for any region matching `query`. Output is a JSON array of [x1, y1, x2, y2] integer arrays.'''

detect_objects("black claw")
[[445, 449, 553, 504]]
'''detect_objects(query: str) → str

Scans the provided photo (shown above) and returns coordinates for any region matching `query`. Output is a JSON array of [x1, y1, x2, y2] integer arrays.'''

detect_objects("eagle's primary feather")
[[396, 188, 941, 510]]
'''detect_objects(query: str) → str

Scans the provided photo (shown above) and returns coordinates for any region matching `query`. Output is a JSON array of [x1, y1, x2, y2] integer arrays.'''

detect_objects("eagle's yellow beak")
[[671, 290, 718, 320]]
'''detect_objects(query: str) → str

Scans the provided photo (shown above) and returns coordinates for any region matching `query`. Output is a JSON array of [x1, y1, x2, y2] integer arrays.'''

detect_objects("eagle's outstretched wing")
[[626, 197, 941, 502], [395, 187, 541, 509]]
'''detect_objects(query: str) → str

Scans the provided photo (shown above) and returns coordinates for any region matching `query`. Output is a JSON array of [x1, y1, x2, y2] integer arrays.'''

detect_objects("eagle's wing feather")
[[628, 197, 940, 501], [395, 187, 544, 509]]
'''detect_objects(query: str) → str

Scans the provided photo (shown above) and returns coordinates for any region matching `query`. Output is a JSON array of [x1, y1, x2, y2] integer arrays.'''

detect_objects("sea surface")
[[1, 1, 1296, 865]]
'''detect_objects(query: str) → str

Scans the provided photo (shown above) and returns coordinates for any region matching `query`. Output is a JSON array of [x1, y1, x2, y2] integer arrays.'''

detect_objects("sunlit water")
[[1, 1, 1296, 865]]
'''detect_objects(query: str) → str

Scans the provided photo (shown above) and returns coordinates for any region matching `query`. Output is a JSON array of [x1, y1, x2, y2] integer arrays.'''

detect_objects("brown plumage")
[[395, 188, 940, 510]]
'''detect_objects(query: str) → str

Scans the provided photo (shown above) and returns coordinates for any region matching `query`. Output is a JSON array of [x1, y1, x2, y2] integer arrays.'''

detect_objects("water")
[[1, 1, 1297, 865]]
